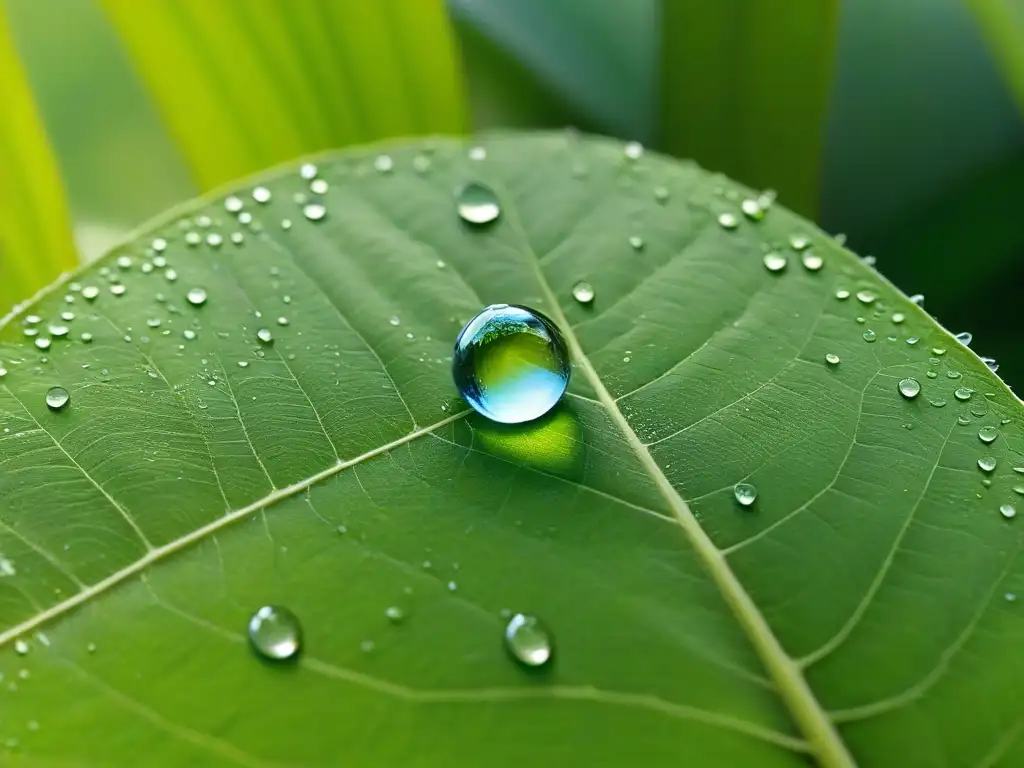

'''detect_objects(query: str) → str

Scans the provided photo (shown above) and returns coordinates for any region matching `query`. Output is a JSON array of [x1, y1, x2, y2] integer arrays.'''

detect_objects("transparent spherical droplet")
[[455, 182, 500, 225], [206, 233, 223, 248], [740, 198, 764, 221], [717, 212, 738, 230], [862, 330, 876, 342], [856, 290, 876, 304], [789, 233, 811, 251], [762, 252, 787, 272], [825, 353, 840, 366], [110, 284, 126, 296], [999, 504, 1016, 520], [504, 613, 553, 668], [978, 426, 999, 444], [186, 288, 208, 307], [374, 154, 394, 173], [623, 141, 643, 160], [468, 146, 487, 161], [898, 378, 921, 400], [35, 337, 51, 350], [82, 285, 100, 301], [384, 606, 405, 623], [954, 387, 973, 402], [928, 398, 946, 408], [310, 178, 328, 195], [256, 328, 273, 344], [835, 289, 850, 300], [224, 195, 244, 213], [733, 482, 757, 507], [982, 357, 999, 373], [248, 605, 301, 661], [572, 281, 595, 305], [955, 331, 972, 346], [299, 163, 318, 180], [978, 457, 997, 473], [909, 294, 924, 307], [48, 324, 69, 338], [801, 251, 823, 271], [252, 186, 272, 204], [45, 387, 70, 411], [184, 231, 201, 246], [891, 312, 905, 324], [303, 203, 327, 222], [628, 235, 644, 250], [653, 186, 669, 203], [452, 304, 570, 424]]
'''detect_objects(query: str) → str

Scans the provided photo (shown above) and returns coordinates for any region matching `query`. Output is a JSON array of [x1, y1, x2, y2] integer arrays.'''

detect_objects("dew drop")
[[455, 182, 500, 225], [276, 316, 289, 326], [452, 304, 570, 424], [898, 378, 921, 399], [926, 371, 938, 379], [978, 426, 999, 444], [14, 639, 28, 655], [256, 329, 274, 344], [572, 281, 595, 305], [299, 163, 318, 180], [978, 457, 997, 473], [224, 195, 243, 213], [186, 288, 208, 307], [717, 212, 738, 230], [374, 154, 394, 173], [45, 387, 70, 411], [835, 289, 850, 300], [302, 203, 327, 222], [384, 606, 405, 623], [310, 179, 328, 195], [982, 357, 999, 373], [183, 329, 197, 341], [954, 387, 974, 401], [891, 312, 905, 324], [825, 353, 840, 366], [856, 290, 876, 304], [248, 605, 301, 661], [206, 233, 223, 248], [504, 613, 553, 668], [151, 237, 167, 253], [468, 146, 487, 161], [958, 414, 972, 425], [412, 155, 432, 174], [624, 141, 643, 160], [35, 337, 51, 350], [740, 198, 764, 221], [628, 235, 644, 251], [184, 231, 201, 246], [801, 251, 823, 271], [82, 285, 100, 301], [109, 284, 126, 296], [231, 232, 244, 245], [762, 252, 787, 273], [733, 482, 757, 507], [909, 294, 925, 307], [48, 324, 69, 338], [955, 332, 973, 346], [928, 398, 946, 408], [788, 234, 811, 251], [1000, 504, 1016, 520], [653, 186, 669, 203], [862, 330, 877, 342]]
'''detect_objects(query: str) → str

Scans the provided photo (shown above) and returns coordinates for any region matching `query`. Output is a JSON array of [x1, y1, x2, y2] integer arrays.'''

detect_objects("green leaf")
[[0, 134, 1021, 766], [965, 0, 1024, 113], [99, 0, 466, 190], [0, 10, 78, 313], [660, 1, 839, 217]]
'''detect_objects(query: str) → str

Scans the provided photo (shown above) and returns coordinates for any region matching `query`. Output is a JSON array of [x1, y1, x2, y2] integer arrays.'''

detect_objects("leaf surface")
[[0, 134, 1021, 767]]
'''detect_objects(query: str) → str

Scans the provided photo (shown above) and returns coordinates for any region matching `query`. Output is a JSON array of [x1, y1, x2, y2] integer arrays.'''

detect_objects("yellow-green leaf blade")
[[660, 2, 839, 216], [965, 0, 1024, 113], [99, 0, 466, 190], [0, 11, 77, 312]]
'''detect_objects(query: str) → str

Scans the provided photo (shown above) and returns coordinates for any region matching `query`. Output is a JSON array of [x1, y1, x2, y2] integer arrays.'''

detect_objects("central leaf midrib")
[[498, 190, 855, 768]]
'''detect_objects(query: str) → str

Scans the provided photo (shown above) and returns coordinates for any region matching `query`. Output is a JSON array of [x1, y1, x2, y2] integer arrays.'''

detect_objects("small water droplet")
[[862, 330, 877, 342], [740, 198, 764, 221], [186, 288, 208, 307], [898, 378, 921, 399], [926, 370, 938, 379], [825, 353, 840, 366], [981, 357, 999, 373], [978, 426, 999, 444], [999, 504, 1016, 520], [252, 186, 272, 204], [389, 316, 400, 327], [762, 252, 787, 272], [206, 233, 223, 248], [45, 387, 70, 411], [184, 231, 202, 246], [248, 605, 301, 661], [455, 182, 500, 225], [835, 289, 850, 300], [384, 606, 405, 623], [801, 252, 823, 271], [276, 316, 289, 326], [789, 234, 810, 251], [891, 312, 905, 324], [183, 329, 197, 341], [14, 639, 28, 655], [412, 155, 432, 174], [946, 370, 961, 379], [955, 332, 973, 346], [717, 212, 738, 230], [82, 285, 100, 301], [628, 235, 644, 250], [572, 281, 595, 305], [978, 457, 997, 473], [928, 398, 946, 408], [954, 387, 973, 401], [958, 414, 972, 426], [299, 163, 318, 180], [34, 337, 51, 350], [164, 268, 178, 282], [856, 290, 876, 304], [224, 195, 244, 213], [302, 203, 327, 222], [310, 179, 328, 195], [48, 324, 69, 338], [653, 186, 669, 203], [624, 141, 643, 160], [906, 337, 919, 345], [360, 639, 375, 653], [109, 284, 126, 296], [151, 237, 168, 253], [734, 483, 757, 507], [453, 304, 570, 424], [374, 154, 394, 173], [468, 146, 487, 162], [256, 329, 273, 344], [1014, 485, 1024, 496], [504, 613, 553, 668]]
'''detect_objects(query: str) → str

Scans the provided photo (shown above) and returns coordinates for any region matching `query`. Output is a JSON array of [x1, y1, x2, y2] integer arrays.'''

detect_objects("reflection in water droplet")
[[978, 426, 998, 444], [45, 387, 70, 411], [452, 304, 570, 424], [186, 288, 208, 307], [862, 330, 877, 342], [717, 212, 738, 230], [572, 281, 594, 305], [856, 290, 876, 304], [954, 388, 973, 402], [734, 483, 757, 507], [303, 203, 327, 222], [504, 613, 553, 668], [978, 457, 997, 473], [1000, 504, 1016, 520], [825, 353, 840, 366], [898, 378, 921, 399], [248, 605, 301, 661], [455, 182, 500, 225], [801, 252, 823, 271], [762, 252, 787, 272], [955, 332, 972, 346]]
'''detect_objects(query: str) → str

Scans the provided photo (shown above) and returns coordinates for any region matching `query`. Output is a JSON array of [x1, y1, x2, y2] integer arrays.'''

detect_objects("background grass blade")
[[99, 0, 467, 190], [660, 0, 839, 217], [965, 0, 1024, 112], [0, 9, 78, 313]]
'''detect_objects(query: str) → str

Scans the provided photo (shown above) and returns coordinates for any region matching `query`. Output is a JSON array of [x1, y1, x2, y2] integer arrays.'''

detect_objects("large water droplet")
[[455, 183, 500, 225], [762, 252, 787, 273], [248, 605, 301, 661], [898, 378, 921, 399], [256, 329, 274, 344], [186, 288, 208, 307], [978, 426, 999, 444], [45, 387, 70, 411], [978, 457, 997, 473], [452, 304, 570, 424], [504, 613, 553, 668], [1000, 504, 1016, 520], [734, 483, 757, 507], [572, 281, 594, 305]]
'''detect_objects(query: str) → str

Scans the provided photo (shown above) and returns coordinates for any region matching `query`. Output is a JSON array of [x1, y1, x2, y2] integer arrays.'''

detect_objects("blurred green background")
[[2, 0, 1022, 388]]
